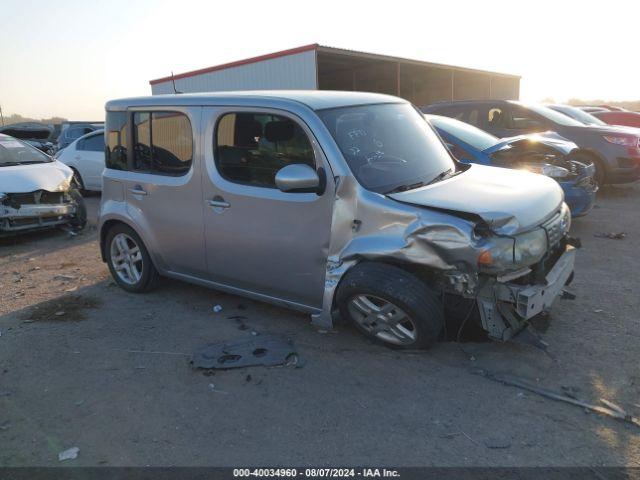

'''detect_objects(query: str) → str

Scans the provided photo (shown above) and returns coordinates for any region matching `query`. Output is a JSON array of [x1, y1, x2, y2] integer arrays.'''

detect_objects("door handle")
[[207, 196, 230, 209], [129, 185, 148, 196]]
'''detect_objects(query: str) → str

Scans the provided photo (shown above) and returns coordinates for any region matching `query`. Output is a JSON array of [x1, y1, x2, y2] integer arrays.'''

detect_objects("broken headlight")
[[520, 163, 569, 179], [477, 236, 515, 272], [514, 227, 547, 266], [55, 176, 73, 193], [477, 228, 547, 272]]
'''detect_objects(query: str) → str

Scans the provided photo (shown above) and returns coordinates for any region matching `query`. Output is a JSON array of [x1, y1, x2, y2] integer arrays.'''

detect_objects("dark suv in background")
[[422, 100, 640, 185]]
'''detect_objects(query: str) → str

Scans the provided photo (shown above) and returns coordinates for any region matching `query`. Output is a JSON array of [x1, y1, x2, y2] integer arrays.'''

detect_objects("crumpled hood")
[[484, 133, 577, 156], [388, 164, 563, 235], [0, 160, 73, 193]]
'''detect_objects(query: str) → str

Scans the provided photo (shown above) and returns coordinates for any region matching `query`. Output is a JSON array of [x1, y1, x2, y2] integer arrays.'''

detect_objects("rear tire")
[[336, 262, 444, 349], [105, 224, 159, 293]]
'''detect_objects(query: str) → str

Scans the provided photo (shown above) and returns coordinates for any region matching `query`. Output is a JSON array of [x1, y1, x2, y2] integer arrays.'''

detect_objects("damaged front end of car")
[[489, 136, 598, 217], [0, 188, 84, 236], [313, 166, 576, 344], [472, 204, 575, 340]]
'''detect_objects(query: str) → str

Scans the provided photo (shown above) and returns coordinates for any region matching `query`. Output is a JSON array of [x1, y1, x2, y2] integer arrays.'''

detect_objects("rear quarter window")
[[105, 112, 128, 170]]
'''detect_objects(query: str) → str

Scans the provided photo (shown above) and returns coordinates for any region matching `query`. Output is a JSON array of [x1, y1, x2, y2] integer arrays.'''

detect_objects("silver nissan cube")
[[99, 91, 576, 349]]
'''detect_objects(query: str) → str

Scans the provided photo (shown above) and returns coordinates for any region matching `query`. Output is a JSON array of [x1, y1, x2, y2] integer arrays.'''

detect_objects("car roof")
[[546, 104, 574, 110], [106, 90, 405, 112], [426, 99, 517, 107]]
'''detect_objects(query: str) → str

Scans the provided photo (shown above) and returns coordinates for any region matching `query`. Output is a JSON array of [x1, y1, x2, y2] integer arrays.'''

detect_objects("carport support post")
[[396, 62, 401, 96], [451, 70, 455, 100]]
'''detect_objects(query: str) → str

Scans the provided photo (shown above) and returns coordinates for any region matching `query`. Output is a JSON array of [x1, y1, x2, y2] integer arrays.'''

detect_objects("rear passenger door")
[[201, 107, 335, 310], [105, 107, 206, 277], [75, 132, 105, 189]]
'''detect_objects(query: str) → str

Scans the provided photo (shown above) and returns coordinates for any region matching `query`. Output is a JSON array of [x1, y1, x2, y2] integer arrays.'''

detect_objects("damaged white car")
[[100, 91, 576, 349], [0, 134, 86, 236]]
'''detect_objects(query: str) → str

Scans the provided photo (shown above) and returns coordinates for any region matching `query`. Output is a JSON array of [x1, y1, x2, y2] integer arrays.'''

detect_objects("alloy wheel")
[[110, 233, 143, 285], [347, 294, 418, 345]]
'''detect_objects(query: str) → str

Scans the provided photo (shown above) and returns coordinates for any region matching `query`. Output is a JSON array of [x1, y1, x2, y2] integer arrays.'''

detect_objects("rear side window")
[[133, 111, 193, 176], [215, 112, 315, 188], [77, 133, 104, 152], [106, 112, 128, 170]]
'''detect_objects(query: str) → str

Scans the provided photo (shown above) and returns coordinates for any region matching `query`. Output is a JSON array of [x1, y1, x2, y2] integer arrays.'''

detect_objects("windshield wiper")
[[385, 168, 456, 195], [386, 181, 428, 194], [425, 168, 454, 186]]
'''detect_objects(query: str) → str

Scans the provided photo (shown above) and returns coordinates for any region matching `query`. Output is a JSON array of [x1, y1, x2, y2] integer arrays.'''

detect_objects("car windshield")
[[427, 114, 499, 151], [318, 103, 455, 194], [522, 103, 584, 127], [0, 136, 52, 166], [551, 105, 606, 126]]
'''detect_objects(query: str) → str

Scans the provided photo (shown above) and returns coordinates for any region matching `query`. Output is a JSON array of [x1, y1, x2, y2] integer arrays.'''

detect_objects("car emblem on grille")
[[560, 214, 568, 232]]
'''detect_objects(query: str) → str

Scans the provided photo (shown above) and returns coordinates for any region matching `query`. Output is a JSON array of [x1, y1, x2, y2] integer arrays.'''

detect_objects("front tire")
[[68, 189, 87, 231], [336, 263, 444, 349], [572, 151, 605, 186], [105, 224, 159, 293], [70, 168, 85, 191]]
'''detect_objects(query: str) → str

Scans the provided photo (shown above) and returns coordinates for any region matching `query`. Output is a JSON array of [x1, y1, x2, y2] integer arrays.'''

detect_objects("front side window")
[[487, 107, 506, 128], [133, 111, 193, 176], [319, 103, 455, 194], [77, 133, 104, 152], [510, 107, 547, 130], [215, 112, 315, 188]]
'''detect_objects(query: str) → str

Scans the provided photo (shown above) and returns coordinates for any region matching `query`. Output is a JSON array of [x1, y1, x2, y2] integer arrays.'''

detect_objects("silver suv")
[[99, 91, 575, 349]]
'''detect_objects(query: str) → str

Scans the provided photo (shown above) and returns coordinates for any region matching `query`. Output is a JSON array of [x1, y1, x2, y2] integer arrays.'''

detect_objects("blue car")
[[426, 115, 597, 217]]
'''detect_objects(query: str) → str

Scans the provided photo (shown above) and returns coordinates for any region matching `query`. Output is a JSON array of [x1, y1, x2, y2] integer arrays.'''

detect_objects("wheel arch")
[[99, 217, 159, 271], [329, 257, 441, 318], [570, 148, 608, 183]]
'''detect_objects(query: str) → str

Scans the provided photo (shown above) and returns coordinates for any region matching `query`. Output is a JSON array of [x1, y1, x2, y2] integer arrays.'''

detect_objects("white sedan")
[[56, 129, 105, 191]]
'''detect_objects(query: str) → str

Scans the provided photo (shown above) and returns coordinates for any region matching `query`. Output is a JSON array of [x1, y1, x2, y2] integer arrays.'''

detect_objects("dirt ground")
[[1, 186, 639, 467]]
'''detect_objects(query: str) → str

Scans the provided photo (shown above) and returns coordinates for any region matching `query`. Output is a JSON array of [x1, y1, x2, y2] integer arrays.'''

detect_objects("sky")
[[1, 0, 638, 120]]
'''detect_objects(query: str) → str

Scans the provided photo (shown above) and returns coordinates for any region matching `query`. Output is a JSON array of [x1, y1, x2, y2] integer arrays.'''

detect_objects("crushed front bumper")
[[476, 245, 576, 340], [0, 202, 77, 234]]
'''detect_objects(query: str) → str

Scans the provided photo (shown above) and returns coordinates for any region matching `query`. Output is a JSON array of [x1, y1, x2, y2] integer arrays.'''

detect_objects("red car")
[[592, 110, 640, 128]]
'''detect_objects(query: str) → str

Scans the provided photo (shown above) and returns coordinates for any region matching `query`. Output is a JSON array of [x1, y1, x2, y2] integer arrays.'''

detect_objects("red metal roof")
[[149, 44, 319, 85]]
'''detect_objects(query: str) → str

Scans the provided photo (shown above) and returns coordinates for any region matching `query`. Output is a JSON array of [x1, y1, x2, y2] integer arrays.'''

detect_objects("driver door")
[[201, 107, 335, 310]]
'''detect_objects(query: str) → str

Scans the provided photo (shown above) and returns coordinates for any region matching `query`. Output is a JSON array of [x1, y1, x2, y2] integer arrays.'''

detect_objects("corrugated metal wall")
[[152, 50, 317, 95]]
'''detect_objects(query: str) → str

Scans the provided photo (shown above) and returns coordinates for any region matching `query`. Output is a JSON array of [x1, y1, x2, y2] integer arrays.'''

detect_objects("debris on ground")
[[475, 370, 640, 428], [192, 335, 301, 370], [212, 305, 223, 313], [54, 274, 76, 282], [227, 315, 249, 330], [207, 383, 228, 394], [484, 437, 511, 449], [595, 232, 626, 240], [58, 447, 79, 461]]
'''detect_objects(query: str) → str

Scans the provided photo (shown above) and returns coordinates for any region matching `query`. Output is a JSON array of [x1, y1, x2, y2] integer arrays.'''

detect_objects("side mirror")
[[275, 164, 320, 193]]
